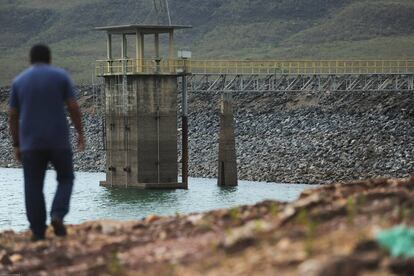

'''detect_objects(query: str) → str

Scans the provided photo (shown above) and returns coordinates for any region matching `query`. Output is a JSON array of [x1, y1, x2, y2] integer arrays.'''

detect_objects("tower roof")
[[95, 24, 192, 34]]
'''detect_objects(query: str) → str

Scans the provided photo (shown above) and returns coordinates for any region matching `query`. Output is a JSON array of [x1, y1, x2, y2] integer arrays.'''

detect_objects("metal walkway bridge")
[[96, 59, 414, 92]]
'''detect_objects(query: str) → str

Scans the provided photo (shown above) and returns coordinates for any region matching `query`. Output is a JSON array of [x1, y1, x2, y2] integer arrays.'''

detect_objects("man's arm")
[[66, 99, 85, 151], [8, 107, 21, 162]]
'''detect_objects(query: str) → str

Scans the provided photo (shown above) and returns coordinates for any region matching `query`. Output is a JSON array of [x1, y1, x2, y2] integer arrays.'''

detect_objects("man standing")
[[8, 44, 85, 241]]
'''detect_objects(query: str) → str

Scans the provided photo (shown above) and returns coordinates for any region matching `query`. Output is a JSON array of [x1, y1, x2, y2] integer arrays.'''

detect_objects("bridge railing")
[[96, 59, 414, 76], [188, 60, 414, 74]]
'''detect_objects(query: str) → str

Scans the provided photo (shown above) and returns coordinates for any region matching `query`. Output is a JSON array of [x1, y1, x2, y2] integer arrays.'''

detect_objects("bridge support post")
[[409, 75, 414, 90], [218, 92, 238, 186], [182, 75, 189, 189]]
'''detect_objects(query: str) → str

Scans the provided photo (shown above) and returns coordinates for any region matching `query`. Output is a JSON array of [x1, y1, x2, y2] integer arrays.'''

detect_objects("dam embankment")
[[0, 86, 413, 184]]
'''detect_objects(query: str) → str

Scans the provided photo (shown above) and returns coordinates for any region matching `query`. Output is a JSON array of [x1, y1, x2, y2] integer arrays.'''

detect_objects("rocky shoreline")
[[1, 86, 413, 184], [0, 177, 413, 275]]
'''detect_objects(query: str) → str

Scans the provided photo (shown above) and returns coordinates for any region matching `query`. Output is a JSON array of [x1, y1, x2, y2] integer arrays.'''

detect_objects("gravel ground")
[[2, 177, 414, 275], [1, 86, 413, 184]]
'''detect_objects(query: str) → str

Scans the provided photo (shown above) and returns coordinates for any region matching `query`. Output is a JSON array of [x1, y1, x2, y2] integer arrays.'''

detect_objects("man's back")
[[10, 64, 75, 151], [8, 44, 85, 241]]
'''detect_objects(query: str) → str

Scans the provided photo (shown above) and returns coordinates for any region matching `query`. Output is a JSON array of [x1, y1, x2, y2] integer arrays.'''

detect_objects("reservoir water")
[[0, 168, 314, 232]]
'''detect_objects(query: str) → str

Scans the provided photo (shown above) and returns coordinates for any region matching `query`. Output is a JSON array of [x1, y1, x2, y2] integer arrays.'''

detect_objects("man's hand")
[[14, 147, 21, 162], [77, 133, 86, 152], [66, 99, 85, 152], [9, 107, 20, 162]]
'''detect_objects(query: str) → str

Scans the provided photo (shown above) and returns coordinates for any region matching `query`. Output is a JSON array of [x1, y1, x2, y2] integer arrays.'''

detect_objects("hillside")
[[1, 0, 414, 84]]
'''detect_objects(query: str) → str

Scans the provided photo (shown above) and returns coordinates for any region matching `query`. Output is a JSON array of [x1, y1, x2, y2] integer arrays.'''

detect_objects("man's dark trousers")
[[22, 149, 74, 237]]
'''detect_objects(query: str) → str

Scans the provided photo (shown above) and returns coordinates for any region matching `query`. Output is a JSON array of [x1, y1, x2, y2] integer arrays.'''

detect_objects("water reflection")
[[102, 187, 180, 205], [218, 186, 239, 193], [215, 186, 239, 206]]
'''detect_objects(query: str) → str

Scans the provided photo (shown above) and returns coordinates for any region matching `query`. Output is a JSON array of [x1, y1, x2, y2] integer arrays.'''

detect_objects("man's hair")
[[30, 44, 51, 64]]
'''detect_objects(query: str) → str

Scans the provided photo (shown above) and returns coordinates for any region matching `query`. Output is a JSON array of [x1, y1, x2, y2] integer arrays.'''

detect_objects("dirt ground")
[[1, 177, 413, 275]]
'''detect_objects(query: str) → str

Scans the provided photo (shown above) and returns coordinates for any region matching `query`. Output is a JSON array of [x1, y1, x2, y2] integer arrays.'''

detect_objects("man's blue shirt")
[[9, 64, 75, 151]]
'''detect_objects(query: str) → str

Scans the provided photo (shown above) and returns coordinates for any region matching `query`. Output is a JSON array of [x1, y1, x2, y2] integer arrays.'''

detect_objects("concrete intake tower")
[[95, 24, 191, 189]]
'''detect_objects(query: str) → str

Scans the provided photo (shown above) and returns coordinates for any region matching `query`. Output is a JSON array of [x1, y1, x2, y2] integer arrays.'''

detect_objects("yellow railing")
[[96, 59, 414, 76], [95, 59, 187, 76]]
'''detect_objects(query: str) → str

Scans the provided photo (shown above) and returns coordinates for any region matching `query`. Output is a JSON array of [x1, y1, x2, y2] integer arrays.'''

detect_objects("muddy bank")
[[0, 177, 413, 275], [0, 86, 413, 184]]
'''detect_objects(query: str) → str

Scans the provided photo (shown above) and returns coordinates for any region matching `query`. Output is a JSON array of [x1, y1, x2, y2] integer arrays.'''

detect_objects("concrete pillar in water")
[[102, 75, 184, 189], [218, 92, 238, 186]]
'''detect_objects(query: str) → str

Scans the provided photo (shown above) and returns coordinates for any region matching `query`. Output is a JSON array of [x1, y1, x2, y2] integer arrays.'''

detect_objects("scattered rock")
[[0, 251, 11, 266], [222, 220, 272, 253], [99, 220, 123, 235], [9, 254, 23, 264], [145, 215, 161, 224], [388, 258, 414, 276]]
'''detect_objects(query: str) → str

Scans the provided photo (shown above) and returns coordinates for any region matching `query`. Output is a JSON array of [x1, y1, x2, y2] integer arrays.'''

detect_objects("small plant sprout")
[[295, 208, 318, 256], [107, 251, 126, 276], [305, 220, 317, 257], [229, 207, 241, 221], [254, 220, 264, 232], [346, 197, 357, 226], [401, 202, 414, 222], [296, 208, 309, 225], [358, 194, 367, 206], [270, 202, 279, 216]]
